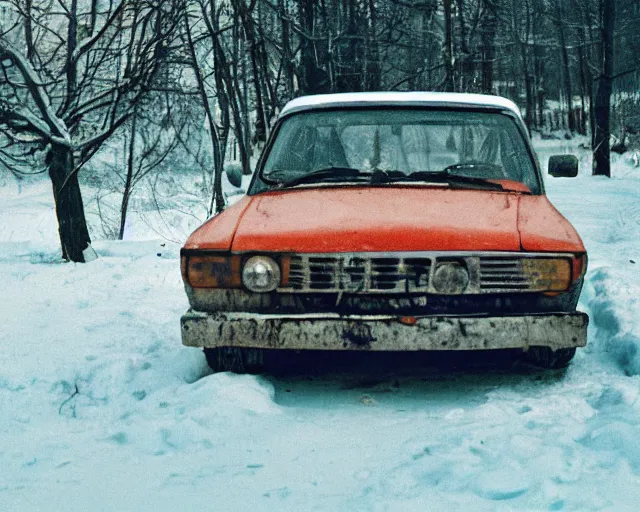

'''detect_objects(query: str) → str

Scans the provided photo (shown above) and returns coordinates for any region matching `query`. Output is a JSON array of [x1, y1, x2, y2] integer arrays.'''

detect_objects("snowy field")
[[1, 139, 640, 511]]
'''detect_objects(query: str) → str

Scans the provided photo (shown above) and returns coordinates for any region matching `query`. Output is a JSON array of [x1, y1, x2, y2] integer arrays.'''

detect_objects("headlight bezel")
[[242, 255, 282, 293]]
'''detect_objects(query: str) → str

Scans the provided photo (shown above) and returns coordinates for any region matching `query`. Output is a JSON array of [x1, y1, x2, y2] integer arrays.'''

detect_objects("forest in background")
[[1, 0, 639, 261]]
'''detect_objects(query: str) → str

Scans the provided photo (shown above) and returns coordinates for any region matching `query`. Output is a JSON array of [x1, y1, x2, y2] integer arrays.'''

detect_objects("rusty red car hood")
[[184, 186, 585, 254]]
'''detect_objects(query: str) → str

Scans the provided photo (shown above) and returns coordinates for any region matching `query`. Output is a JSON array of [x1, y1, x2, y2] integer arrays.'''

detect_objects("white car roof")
[[280, 92, 523, 120]]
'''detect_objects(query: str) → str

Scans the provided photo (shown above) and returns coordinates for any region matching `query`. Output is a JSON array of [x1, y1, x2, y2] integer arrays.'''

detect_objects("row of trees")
[[0, 0, 637, 261]]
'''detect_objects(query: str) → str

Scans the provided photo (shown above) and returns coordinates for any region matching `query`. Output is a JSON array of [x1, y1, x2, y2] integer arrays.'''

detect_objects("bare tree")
[[118, 101, 179, 239], [552, 0, 576, 132], [593, 0, 615, 177], [0, 0, 184, 261], [183, 7, 225, 216], [443, 0, 455, 91]]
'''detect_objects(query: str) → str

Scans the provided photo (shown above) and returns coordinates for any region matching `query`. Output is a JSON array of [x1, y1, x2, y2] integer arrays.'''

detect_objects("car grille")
[[286, 255, 432, 293], [478, 256, 532, 292], [279, 253, 557, 294]]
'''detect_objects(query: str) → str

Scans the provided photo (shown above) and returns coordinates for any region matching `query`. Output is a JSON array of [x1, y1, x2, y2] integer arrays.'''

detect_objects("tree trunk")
[[480, 0, 498, 94], [512, 0, 534, 131], [585, 11, 597, 147], [213, 76, 230, 216], [184, 10, 224, 215], [443, 0, 455, 91], [554, 1, 575, 132], [593, 0, 615, 177], [202, 4, 250, 177], [25, 0, 34, 60], [338, 0, 362, 92], [531, 0, 545, 128], [367, 0, 381, 91], [278, 0, 296, 97], [455, 0, 473, 91], [232, 0, 268, 143], [119, 112, 136, 240], [47, 144, 93, 262], [577, 30, 589, 135], [298, 0, 329, 94]]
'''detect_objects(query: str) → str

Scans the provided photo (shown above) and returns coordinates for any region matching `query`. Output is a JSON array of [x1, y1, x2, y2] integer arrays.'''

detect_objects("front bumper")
[[181, 310, 588, 352]]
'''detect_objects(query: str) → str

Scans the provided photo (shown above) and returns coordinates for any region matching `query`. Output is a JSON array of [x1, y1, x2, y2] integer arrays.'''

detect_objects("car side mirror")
[[548, 155, 578, 178], [225, 162, 243, 188]]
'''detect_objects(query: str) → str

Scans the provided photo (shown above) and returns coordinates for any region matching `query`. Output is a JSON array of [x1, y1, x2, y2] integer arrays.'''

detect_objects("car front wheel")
[[523, 347, 576, 369]]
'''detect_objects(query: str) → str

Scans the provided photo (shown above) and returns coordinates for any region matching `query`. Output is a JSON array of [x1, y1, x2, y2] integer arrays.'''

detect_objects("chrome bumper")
[[181, 310, 588, 352]]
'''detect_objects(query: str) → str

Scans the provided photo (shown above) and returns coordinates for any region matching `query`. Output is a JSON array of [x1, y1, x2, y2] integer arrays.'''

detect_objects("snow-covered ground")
[[1, 140, 640, 511]]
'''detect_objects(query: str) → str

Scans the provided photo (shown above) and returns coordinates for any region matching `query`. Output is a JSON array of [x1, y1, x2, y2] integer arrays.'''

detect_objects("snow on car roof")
[[280, 92, 523, 119]]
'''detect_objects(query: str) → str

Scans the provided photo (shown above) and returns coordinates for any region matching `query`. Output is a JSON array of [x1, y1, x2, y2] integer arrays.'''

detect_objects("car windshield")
[[257, 109, 540, 193]]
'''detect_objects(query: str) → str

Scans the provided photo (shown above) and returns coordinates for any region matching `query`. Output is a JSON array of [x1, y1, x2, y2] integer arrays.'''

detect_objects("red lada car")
[[180, 92, 588, 373]]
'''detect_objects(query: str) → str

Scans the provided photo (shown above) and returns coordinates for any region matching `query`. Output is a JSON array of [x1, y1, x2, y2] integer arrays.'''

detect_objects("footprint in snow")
[[473, 469, 529, 501], [587, 386, 625, 411], [132, 390, 146, 401], [110, 432, 129, 445], [263, 487, 291, 499]]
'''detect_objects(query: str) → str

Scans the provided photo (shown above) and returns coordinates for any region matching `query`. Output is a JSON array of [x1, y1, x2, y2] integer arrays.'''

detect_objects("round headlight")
[[432, 262, 469, 295], [242, 256, 281, 293]]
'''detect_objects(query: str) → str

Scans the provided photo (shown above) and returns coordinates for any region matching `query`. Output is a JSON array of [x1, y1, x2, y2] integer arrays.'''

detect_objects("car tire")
[[204, 347, 265, 374], [523, 347, 576, 369]]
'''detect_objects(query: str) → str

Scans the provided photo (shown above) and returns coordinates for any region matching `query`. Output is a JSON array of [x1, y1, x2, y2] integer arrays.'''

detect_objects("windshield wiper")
[[440, 162, 504, 174], [365, 168, 504, 191], [369, 168, 405, 184], [399, 169, 505, 191], [263, 167, 370, 188], [262, 165, 516, 192]]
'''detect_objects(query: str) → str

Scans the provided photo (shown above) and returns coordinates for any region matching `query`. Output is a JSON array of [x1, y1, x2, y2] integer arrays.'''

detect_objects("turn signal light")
[[522, 258, 571, 292], [185, 254, 242, 289]]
